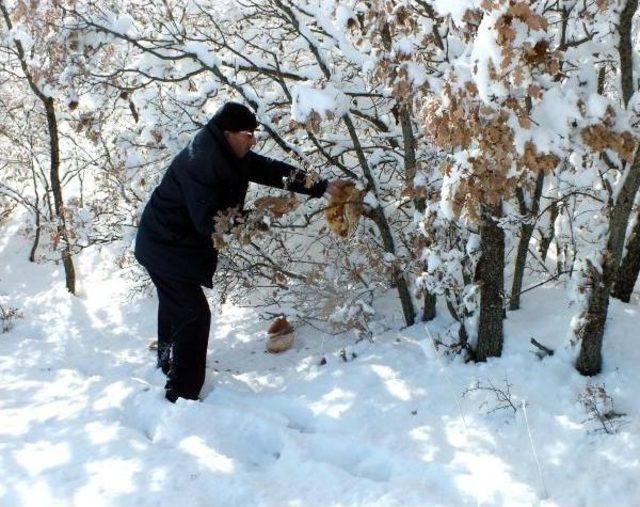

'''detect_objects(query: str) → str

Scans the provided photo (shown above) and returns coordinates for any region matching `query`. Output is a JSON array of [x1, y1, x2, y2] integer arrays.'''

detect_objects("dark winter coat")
[[134, 120, 327, 288]]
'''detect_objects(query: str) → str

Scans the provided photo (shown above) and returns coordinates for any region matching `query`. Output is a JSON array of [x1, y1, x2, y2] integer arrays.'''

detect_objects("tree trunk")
[[475, 203, 505, 361], [366, 22, 418, 328], [509, 174, 544, 310], [29, 211, 41, 262], [45, 99, 76, 295], [399, 103, 435, 322], [370, 206, 416, 327], [29, 165, 41, 263], [612, 214, 640, 302], [396, 267, 416, 327], [509, 223, 534, 311], [422, 292, 437, 321], [618, 0, 638, 107], [576, 162, 640, 374], [575, 0, 639, 375], [343, 114, 416, 327], [575, 261, 610, 375], [539, 201, 558, 262]]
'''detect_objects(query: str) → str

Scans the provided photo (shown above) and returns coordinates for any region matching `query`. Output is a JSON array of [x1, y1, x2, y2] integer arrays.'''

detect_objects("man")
[[135, 101, 343, 403]]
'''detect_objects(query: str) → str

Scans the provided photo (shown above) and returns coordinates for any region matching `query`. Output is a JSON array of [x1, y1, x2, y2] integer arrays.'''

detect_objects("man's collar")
[[206, 121, 242, 162]]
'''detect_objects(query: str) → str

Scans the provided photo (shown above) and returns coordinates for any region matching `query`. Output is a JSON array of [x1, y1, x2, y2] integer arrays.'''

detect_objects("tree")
[[66, 0, 435, 327], [612, 211, 640, 302], [572, 0, 640, 375], [417, 2, 561, 360], [0, 0, 77, 293]]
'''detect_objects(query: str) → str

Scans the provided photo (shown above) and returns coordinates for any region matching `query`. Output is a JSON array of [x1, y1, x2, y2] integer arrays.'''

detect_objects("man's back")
[[134, 125, 233, 287]]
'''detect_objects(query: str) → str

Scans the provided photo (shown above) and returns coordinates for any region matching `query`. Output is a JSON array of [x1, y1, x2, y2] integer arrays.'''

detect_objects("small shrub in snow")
[[432, 328, 477, 361], [463, 377, 519, 415], [330, 299, 375, 343], [0, 304, 22, 333], [579, 382, 627, 435]]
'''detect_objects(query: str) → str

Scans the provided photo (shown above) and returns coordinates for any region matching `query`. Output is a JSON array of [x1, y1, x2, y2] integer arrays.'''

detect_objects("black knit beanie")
[[212, 102, 258, 132]]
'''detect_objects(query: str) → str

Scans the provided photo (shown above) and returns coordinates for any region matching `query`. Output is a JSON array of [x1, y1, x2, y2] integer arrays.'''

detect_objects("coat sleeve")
[[174, 142, 221, 237], [244, 151, 328, 198]]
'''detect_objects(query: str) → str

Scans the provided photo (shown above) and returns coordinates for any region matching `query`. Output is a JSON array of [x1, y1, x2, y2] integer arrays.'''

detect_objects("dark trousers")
[[147, 270, 211, 402]]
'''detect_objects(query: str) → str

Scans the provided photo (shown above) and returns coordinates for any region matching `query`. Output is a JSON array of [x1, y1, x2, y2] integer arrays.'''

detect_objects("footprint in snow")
[[301, 433, 393, 482]]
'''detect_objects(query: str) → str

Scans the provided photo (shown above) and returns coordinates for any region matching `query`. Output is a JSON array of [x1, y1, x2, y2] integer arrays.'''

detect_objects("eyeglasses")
[[238, 130, 258, 138]]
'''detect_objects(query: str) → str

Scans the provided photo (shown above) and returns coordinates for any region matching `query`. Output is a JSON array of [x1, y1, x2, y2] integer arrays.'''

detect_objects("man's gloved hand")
[[326, 179, 353, 197], [254, 217, 270, 232], [324, 180, 363, 238]]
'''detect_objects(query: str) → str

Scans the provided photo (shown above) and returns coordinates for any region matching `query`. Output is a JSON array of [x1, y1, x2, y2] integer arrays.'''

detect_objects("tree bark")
[[29, 164, 41, 263], [509, 223, 534, 311], [538, 200, 558, 262], [575, 261, 610, 375], [29, 210, 41, 263], [612, 213, 640, 302], [399, 103, 435, 321], [576, 160, 640, 374], [45, 99, 76, 294], [618, 0, 637, 107], [575, 0, 639, 375], [371, 19, 419, 327], [422, 292, 437, 321], [475, 203, 505, 361], [343, 115, 416, 327], [509, 174, 544, 310]]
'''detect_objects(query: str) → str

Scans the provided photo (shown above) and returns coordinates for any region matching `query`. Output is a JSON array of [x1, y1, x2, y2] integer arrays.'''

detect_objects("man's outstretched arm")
[[244, 152, 328, 197]]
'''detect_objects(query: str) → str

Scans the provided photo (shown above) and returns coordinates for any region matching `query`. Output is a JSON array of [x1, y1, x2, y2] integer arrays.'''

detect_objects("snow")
[[2, 222, 640, 506], [515, 87, 581, 155], [335, 5, 356, 30], [182, 41, 220, 68], [406, 62, 428, 88], [395, 37, 416, 56], [468, 10, 505, 102], [432, 0, 480, 24], [586, 93, 609, 120], [290, 84, 350, 123], [4, 27, 34, 54], [110, 14, 136, 36]]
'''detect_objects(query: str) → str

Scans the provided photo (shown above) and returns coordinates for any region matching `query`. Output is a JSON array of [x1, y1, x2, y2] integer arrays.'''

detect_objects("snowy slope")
[[1, 223, 639, 507]]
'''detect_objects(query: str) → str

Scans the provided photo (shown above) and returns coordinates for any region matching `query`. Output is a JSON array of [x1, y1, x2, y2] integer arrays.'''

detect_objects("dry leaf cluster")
[[581, 125, 637, 165], [325, 183, 363, 237], [253, 195, 299, 219]]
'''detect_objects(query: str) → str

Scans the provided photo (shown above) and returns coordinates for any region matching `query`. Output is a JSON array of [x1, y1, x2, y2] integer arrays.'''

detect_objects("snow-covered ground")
[[1, 225, 639, 507]]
